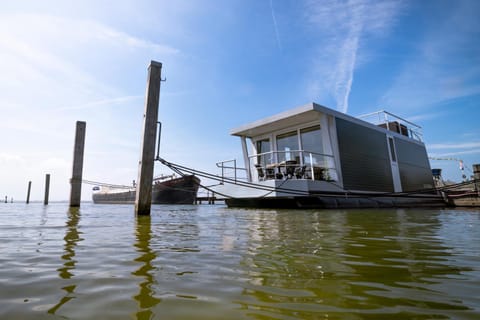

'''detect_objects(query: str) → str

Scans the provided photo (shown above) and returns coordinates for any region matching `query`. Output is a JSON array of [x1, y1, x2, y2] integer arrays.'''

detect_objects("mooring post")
[[26, 181, 32, 204], [70, 121, 86, 207], [135, 61, 163, 216], [473, 164, 480, 195], [44, 173, 51, 205]]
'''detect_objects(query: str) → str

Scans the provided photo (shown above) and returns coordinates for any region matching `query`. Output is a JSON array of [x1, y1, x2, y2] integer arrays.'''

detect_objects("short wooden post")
[[44, 174, 51, 205], [135, 61, 163, 216], [26, 181, 32, 204], [70, 121, 86, 207]]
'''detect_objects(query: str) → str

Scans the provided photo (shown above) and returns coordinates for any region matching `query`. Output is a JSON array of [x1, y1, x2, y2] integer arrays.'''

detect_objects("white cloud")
[[305, 0, 403, 113], [0, 153, 27, 166], [428, 142, 480, 150], [427, 141, 480, 164], [95, 24, 180, 55], [404, 111, 446, 123], [0, 11, 181, 200], [381, 1, 480, 110], [429, 149, 480, 158], [0, 13, 179, 109], [56, 95, 144, 111]]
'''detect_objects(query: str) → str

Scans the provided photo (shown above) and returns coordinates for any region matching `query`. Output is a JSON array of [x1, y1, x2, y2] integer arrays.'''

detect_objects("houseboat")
[[211, 102, 445, 208]]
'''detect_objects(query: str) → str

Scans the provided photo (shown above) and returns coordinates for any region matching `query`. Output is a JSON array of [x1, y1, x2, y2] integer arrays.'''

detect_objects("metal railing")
[[215, 159, 247, 183], [358, 110, 423, 142]]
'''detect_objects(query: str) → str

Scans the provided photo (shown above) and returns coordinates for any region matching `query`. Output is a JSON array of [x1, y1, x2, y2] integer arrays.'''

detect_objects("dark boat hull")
[[92, 175, 200, 204], [225, 193, 446, 209]]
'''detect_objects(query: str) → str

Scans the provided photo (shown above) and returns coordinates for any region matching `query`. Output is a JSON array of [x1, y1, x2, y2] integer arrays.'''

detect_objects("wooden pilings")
[[135, 61, 163, 216], [44, 174, 50, 205], [195, 190, 216, 204], [20, 174, 50, 205], [70, 121, 86, 207], [26, 181, 32, 204]]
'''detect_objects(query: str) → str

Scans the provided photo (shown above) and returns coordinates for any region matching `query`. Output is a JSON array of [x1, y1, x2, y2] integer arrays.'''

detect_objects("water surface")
[[0, 202, 479, 319]]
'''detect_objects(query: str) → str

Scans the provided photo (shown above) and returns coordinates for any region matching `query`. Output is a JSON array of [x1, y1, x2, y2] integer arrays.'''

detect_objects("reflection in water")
[[48, 207, 83, 315], [1, 204, 478, 318], [36, 206, 48, 251], [342, 209, 472, 316], [239, 209, 474, 318], [132, 216, 161, 319]]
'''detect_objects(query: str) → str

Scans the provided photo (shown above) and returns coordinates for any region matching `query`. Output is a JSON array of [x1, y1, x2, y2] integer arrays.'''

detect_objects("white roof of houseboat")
[[230, 102, 349, 137], [230, 102, 424, 142]]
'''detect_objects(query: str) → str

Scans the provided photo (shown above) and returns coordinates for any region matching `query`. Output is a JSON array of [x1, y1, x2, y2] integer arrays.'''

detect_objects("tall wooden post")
[[70, 121, 86, 207], [26, 181, 32, 204], [135, 61, 163, 216], [44, 174, 51, 205]]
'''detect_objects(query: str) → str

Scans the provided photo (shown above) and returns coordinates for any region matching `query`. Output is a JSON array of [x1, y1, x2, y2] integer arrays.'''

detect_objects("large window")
[[276, 131, 299, 163], [256, 138, 271, 166], [300, 125, 323, 165]]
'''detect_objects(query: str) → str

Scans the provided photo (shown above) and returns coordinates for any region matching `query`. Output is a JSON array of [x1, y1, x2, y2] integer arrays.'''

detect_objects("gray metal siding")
[[336, 118, 394, 192], [394, 138, 435, 191]]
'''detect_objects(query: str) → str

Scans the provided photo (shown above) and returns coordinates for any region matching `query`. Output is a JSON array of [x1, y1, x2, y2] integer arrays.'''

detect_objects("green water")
[[0, 203, 478, 319]]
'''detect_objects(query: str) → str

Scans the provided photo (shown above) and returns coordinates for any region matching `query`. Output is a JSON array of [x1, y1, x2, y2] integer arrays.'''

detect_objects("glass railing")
[[248, 150, 338, 182], [216, 151, 338, 183]]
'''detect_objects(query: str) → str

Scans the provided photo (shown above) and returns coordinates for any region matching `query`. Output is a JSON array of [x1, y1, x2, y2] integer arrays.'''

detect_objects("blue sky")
[[0, 0, 479, 201]]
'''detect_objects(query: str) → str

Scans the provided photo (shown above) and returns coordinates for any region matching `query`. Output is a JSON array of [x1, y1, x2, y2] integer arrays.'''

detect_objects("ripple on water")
[[0, 204, 479, 319]]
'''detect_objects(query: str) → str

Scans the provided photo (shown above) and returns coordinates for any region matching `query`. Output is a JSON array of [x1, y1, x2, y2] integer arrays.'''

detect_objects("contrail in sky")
[[306, 0, 403, 114], [270, 0, 282, 50]]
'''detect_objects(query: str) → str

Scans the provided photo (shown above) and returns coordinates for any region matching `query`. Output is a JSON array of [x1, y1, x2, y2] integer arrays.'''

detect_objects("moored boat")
[[92, 174, 200, 204], [210, 102, 445, 208], [432, 166, 480, 207]]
